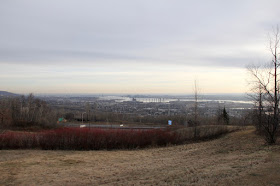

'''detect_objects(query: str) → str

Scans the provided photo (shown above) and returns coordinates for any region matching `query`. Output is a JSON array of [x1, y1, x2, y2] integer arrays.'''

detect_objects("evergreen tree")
[[222, 107, 229, 125]]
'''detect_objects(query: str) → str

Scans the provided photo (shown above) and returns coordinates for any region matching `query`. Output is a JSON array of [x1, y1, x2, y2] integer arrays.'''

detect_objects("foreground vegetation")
[[0, 125, 237, 150], [0, 127, 279, 185]]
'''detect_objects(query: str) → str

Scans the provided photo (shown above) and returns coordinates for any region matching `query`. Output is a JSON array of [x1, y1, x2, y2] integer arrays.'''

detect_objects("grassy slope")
[[0, 127, 279, 186]]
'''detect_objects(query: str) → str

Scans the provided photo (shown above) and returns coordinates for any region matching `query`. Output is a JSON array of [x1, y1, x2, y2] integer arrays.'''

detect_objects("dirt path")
[[0, 128, 279, 185]]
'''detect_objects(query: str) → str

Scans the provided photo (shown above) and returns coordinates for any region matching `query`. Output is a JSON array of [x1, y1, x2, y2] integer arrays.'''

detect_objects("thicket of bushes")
[[175, 125, 239, 142], [0, 125, 237, 150], [0, 128, 176, 150]]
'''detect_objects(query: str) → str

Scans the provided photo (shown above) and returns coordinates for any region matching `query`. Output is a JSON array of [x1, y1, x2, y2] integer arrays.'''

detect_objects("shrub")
[[0, 126, 237, 150], [175, 125, 239, 142], [0, 131, 39, 149], [0, 128, 177, 150]]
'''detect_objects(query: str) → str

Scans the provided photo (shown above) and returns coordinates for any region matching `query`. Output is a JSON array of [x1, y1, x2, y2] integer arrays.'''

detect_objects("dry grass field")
[[0, 127, 279, 186]]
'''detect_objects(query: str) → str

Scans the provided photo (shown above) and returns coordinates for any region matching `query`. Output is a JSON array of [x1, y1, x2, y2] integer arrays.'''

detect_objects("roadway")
[[61, 123, 166, 130]]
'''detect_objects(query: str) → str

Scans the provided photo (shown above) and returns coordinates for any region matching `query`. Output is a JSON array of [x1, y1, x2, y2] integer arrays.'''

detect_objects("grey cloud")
[[0, 47, 262, 69], [1, 0, 280, 68], [0, 48, 160, 64]]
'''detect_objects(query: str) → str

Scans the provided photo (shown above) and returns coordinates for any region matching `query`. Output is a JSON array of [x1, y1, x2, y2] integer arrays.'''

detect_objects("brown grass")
[[0, 127, 279, 186]]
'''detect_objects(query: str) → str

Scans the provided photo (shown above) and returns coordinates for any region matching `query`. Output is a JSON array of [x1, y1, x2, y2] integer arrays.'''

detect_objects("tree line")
[[0, 93, 57, 128]]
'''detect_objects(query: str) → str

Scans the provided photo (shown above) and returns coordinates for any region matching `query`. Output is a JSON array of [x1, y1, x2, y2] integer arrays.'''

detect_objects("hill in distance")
[[0, 91, 19, 97]]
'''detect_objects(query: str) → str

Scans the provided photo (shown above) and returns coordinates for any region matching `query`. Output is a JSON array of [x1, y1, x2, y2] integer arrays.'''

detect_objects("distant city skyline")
[[1, 0, 280, 94]]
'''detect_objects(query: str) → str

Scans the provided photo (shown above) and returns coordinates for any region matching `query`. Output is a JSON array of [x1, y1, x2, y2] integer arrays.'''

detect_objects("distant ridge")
[[0, 91, 19, 97]]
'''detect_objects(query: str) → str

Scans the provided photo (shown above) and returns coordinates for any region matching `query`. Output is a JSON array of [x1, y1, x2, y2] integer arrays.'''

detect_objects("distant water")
[[97, 94, 253, 104], [37, 93, 253, 104]]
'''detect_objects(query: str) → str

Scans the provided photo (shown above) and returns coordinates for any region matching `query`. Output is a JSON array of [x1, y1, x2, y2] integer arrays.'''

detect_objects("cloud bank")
[[1, 0, 280, 93]]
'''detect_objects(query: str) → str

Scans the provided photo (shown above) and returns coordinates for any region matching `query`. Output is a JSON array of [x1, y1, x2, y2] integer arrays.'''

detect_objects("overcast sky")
[[1, 0, 280, 94]]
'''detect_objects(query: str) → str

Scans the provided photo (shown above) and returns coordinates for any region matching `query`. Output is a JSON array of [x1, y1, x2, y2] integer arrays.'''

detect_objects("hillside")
[[0, 127, 279, 185], [0, 91, 19, 97]]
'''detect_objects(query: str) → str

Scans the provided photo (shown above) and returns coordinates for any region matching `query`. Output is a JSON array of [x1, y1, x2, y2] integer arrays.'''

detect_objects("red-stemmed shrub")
[[0, 131, 39, 149], [0, 128, 177, 150], [0, 126, 235, 150]]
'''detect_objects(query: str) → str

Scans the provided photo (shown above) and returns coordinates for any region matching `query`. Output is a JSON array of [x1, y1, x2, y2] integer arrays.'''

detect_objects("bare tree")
[[193, 80, 199, 139], [85, 102, 91, 121], [247, 26, 280, 144], [0, 94, 56, 127]]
